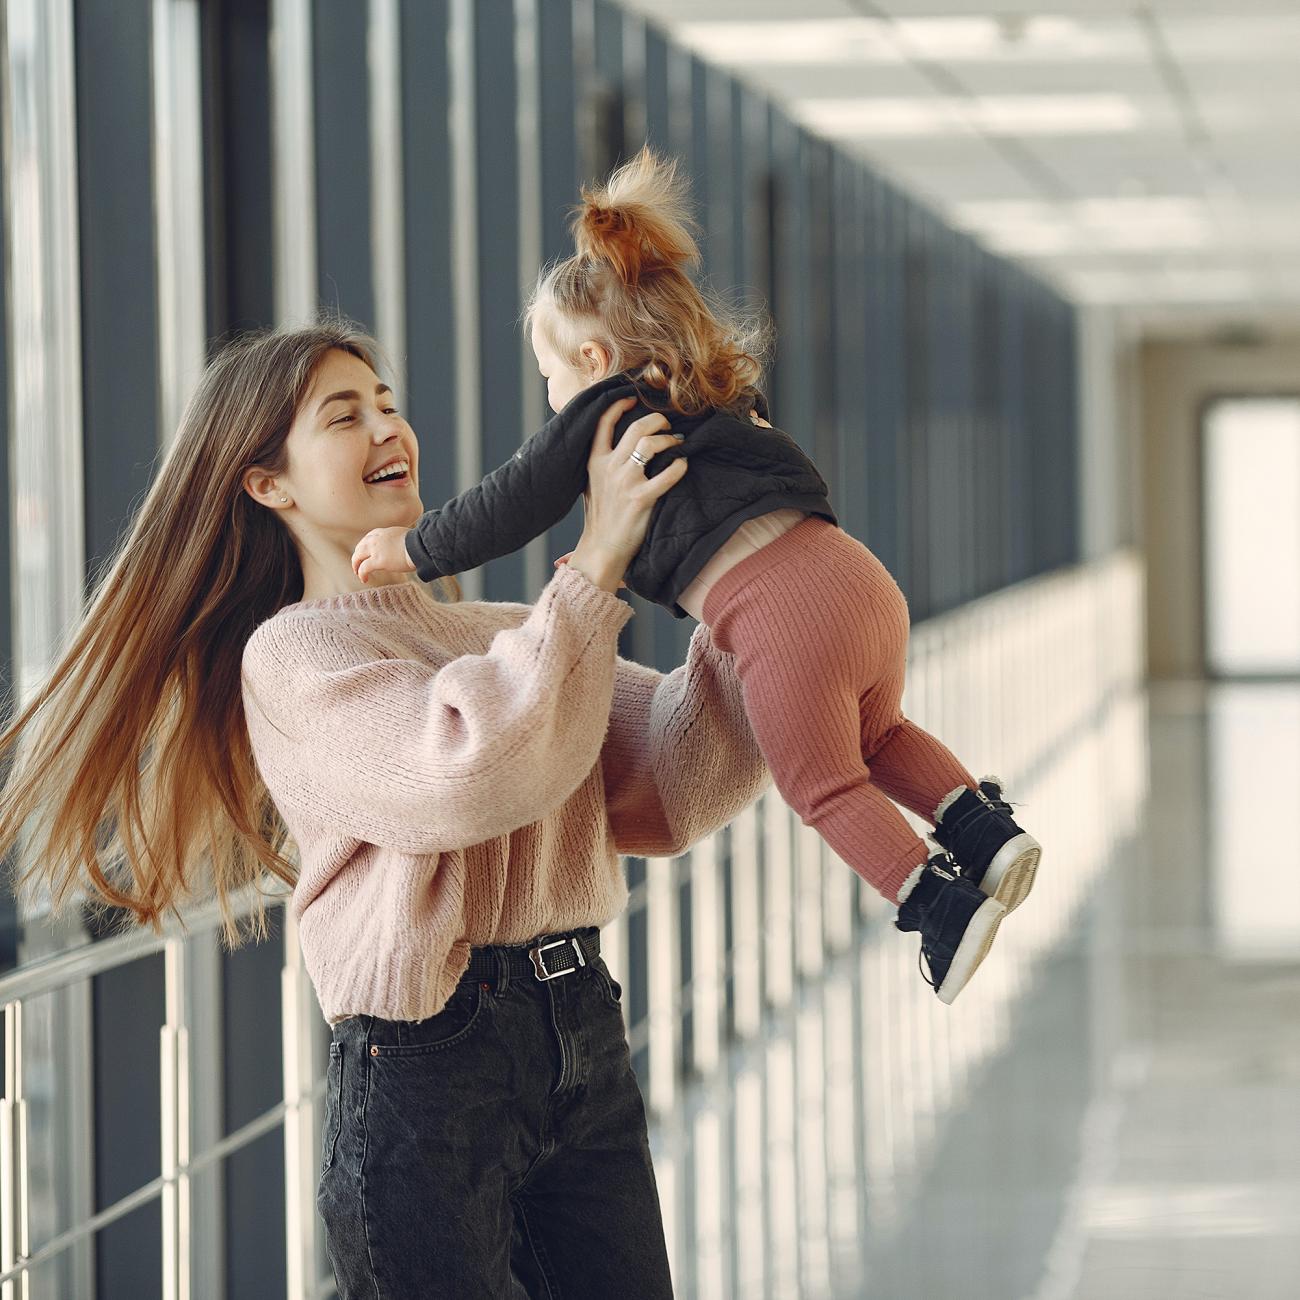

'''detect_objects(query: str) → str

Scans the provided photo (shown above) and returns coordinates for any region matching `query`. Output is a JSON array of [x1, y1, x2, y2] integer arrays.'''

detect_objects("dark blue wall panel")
[[313, 0, 374, 327], [473, 0, 525, 600], [400, 0, 458, 504]]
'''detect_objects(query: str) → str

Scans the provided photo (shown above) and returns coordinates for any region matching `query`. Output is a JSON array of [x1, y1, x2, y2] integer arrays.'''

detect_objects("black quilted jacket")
[[404, 372, 839, 618]]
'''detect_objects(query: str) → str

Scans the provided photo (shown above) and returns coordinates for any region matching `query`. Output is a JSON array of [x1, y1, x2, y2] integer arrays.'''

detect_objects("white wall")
[[1139, 337, 1300, 679]]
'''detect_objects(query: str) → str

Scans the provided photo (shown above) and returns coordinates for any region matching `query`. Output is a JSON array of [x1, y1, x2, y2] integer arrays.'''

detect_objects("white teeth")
[[364, 459, 409, 483]]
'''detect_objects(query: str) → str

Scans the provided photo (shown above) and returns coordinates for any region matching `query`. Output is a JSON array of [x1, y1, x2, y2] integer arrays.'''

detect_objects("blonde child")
[[353, 148, 1042, 1002]]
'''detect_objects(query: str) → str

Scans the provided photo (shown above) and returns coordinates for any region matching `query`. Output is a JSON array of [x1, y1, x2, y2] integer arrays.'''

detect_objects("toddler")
[[353, 147, 1041, 1003]]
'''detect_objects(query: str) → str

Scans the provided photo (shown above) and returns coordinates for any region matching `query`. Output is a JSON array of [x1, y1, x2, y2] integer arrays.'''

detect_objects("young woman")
[[0, 322, 771, 1297], [353, 147, 1043, 1005]]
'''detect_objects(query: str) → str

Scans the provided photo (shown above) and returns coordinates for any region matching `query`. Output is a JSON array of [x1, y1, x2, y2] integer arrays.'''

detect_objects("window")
[[1202, 397, 1300, 676]]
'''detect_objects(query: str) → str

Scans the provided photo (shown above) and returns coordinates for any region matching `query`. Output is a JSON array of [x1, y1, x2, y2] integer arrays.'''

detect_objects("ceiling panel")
[[1184, 61, 1300, 101], [928, 57, 1167, 99], [1013, 134, 1210, 196], [1155, 13, 1300, 60], [794, 95, 1185, 141], [844, 135, 1050, 203], [615, 0, 1300, 315], [1223, 145, 1300, 200]]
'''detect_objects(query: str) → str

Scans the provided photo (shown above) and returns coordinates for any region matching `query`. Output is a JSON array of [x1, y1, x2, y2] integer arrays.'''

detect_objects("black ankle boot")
[[930, 777, 1041, 913], [895, 852, 1007, 1005]]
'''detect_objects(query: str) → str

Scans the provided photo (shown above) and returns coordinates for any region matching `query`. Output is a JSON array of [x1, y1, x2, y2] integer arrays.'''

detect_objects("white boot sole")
[[936, 896, 1006, 1005], [978, 833, 1040, 913]]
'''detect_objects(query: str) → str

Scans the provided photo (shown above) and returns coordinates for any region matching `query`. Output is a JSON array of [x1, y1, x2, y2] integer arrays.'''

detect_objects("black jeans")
[[318, 928, 675, 1299]]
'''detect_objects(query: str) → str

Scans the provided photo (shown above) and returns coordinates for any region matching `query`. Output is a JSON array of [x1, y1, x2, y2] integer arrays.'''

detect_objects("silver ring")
[[629, 449, 649, 466]]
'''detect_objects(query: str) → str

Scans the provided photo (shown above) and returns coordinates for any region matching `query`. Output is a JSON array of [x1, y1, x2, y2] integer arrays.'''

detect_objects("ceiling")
[[617, 0, 1300, 335]]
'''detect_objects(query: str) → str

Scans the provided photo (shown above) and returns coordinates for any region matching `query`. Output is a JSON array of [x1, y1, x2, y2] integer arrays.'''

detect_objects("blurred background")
[[0, 1, 1296, 1297]]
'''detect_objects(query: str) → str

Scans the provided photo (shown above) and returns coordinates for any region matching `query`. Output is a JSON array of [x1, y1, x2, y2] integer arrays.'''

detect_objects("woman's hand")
[[553, 550, 625, 588], [567, 396, 688, 592], [750, 409, 771, 428], [352, 526, 417, 584]]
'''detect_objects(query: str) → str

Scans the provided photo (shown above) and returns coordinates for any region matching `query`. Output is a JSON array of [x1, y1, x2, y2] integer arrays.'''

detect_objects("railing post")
[[281, 911, 321, 1300], [160, 938, 191, 1300], [731, 804, 762, 1039], [1, 1000, 28, 1300], [795, 822, 825, 980], [645, 853, 679, 1118], [690, 834, 722, 1080], [763, 793, 794, 1010]]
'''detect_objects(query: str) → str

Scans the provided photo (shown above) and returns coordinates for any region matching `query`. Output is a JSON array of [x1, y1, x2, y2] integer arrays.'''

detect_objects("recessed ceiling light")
[[795, 95, 1139, 138], [678, 15, 1141, 65]]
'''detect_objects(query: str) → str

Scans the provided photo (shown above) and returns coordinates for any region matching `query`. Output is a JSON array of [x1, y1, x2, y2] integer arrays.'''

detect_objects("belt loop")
[[495, 946, 510, 996]]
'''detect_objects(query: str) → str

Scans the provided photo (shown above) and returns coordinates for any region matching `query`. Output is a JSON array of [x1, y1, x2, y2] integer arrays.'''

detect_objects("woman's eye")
[[329, 407, 397, 426]]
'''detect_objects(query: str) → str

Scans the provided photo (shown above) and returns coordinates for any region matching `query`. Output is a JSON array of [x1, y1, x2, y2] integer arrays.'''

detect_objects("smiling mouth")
[[363, 457, 413, 485]]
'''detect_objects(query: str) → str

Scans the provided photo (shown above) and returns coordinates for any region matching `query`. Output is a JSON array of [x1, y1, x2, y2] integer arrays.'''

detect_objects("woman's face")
[[253, 347, 422, 552]]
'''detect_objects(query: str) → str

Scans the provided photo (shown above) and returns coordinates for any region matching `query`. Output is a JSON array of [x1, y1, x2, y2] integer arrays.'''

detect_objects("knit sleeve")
[[241, 564, 633, 853], [599, 623, 771, 857], [402, 395, 606, 582]]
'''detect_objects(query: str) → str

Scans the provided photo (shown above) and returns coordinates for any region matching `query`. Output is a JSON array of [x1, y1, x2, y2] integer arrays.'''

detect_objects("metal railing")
[[0, 550, 1146, 1299], [0, 891, 335, 1299], [607, 552, 1149, 1295]]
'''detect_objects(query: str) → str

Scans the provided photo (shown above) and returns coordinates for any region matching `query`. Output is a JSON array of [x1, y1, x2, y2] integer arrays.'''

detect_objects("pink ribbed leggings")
[[701, 515, 979, 903]]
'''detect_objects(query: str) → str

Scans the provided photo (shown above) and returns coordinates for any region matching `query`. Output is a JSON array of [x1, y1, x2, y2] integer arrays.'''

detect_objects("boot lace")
[[980, 784, 1020, 817]]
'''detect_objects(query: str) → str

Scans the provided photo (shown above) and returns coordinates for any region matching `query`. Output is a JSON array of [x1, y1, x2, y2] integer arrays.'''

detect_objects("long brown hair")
[[526, 145, 772, 416], [0, 321, 459, 947]]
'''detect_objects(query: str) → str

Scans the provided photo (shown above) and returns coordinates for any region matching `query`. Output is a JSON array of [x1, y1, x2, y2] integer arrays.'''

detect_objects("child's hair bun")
[[573, 146, 700, 287], [529, 144, 769, 417]]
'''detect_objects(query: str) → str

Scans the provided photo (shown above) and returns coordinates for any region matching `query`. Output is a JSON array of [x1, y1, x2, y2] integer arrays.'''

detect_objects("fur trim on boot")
[[933, 782, 973, 825], [895, 860, 929, 906]]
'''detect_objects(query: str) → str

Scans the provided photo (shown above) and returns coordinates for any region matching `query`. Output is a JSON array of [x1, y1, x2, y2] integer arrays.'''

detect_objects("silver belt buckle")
[[529, 935, 586, 981]]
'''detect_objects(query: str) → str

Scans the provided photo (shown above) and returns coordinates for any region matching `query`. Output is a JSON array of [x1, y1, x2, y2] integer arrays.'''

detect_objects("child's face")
[[531, 314, 607, 413]]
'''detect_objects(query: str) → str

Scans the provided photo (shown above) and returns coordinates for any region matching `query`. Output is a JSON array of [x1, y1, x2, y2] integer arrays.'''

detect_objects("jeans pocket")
[[594, 959, 624, 1010], [321, 1041, 344, 1175], [368, 982, 488, 1057]]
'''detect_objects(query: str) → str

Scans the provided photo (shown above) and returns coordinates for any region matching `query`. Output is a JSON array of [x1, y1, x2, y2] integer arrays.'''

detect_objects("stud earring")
[[280, 495, 288, 503]]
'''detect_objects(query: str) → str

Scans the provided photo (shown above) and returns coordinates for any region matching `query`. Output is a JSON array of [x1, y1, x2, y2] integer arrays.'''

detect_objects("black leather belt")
[[462, 925, 601, 984]]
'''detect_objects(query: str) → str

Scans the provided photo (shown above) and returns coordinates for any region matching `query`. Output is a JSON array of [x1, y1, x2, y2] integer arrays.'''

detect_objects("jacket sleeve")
[[241, 565, 634, 854], [404, 405, 597, 582], [598, 622, 771, 857]]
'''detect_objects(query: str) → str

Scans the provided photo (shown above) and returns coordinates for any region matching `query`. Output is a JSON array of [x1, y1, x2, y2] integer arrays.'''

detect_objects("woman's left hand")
[[352, 526, 417, 583]]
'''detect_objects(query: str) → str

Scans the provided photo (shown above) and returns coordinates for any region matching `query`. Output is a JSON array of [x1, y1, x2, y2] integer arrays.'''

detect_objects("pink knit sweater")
[[240, 563, 770, 1025]]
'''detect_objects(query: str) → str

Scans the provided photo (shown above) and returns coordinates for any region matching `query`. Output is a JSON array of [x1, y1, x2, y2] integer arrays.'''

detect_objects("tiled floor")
[[654, 680, 1300, 1299]]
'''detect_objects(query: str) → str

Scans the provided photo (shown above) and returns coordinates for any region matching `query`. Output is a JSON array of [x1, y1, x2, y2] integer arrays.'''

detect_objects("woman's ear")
[[578, 340, 612, 378], [242, 466, 290, 509]]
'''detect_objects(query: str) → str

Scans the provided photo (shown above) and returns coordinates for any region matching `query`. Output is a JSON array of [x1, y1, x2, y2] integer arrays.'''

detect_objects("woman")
[[0, 322, 770, 1297]]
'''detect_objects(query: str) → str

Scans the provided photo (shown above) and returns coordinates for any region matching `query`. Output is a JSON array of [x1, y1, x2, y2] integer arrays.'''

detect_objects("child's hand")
[[352, 526, 416, 583], [554, 550, 625, 589], [749, 409, 772, 428]]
